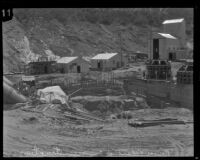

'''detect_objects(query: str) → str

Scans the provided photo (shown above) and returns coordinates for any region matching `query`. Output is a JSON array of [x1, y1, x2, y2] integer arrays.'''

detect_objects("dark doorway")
[[97, 61, 103, 69], [116, 62, 120, 68], [169, 52, 176, 61], [153, 39, 159, 59], [169, 52, 173, 60], [44, 65, 48, 74], [98, 62, 100, 69], [77, 65, 81, 73], [60, 68, 65, 73]]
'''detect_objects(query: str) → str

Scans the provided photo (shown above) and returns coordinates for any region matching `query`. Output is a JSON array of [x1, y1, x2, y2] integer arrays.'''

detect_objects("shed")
[[25, 56, 56, 75], [26, 61, 56, 75], [56, 56, 90, 73], [91, 53, 128, 71]]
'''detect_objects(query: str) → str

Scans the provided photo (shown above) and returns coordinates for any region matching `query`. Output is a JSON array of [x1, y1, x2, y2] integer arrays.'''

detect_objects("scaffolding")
[[146, 60, 171, 80], [177, 63, 193, 84]]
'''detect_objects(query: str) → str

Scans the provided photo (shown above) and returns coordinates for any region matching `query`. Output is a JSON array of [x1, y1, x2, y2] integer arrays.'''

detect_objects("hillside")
[[3, 8, 193, 73]]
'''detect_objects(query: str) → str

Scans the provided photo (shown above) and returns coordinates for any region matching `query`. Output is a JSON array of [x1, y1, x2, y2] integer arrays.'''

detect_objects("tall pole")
[[119, 31, 123, 67], [150, 26, 152, 60], [147, 28, 149, 57]]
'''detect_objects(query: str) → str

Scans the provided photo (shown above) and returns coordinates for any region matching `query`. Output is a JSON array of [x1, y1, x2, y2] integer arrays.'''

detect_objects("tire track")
[[161, 135, 185, 156]]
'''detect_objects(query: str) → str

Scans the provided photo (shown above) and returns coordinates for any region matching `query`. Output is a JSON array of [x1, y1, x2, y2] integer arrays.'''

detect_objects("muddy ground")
[[3, 105, 193, 157]]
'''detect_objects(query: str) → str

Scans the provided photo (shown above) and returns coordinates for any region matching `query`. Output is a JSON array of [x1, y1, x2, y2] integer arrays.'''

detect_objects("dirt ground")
[[3, 62, 193, 157], [3, 105, 193, 157]]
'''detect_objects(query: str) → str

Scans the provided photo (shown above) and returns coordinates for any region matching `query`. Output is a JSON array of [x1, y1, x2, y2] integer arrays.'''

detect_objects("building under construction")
[[176, 60, 193, 84], [24, 56, 56, 75], [146, 60, 171, 80], [125, 59, 193, 108]]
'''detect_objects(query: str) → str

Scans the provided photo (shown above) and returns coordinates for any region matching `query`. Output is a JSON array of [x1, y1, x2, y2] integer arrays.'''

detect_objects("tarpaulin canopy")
[[37, 86, 68, 104]]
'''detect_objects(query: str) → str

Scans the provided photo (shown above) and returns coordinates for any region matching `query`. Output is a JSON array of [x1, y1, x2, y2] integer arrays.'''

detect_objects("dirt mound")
[[71, 95, 149, 118]]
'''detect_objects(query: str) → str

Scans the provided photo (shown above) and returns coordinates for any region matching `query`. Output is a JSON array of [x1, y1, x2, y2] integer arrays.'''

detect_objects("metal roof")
[[162, 18, 184, 24], [92, 53, 118, 60], [157, 33, 177, 39], [22, 75, 35, 81], [57, 57, 78, 64]]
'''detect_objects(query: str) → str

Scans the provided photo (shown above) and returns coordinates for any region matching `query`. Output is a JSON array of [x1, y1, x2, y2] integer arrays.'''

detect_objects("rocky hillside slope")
[[3, 8, 193, 73]]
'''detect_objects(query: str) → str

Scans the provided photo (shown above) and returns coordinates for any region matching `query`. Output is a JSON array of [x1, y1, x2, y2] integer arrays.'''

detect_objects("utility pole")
[[149, 26, 152, 60], [118, 31, 123, 67]]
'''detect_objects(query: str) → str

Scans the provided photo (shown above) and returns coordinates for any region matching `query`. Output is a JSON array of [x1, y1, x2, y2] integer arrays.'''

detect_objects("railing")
[[63, 80, 124, 90]]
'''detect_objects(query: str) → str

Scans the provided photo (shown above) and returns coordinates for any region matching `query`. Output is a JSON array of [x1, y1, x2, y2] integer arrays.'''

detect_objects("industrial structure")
[[176, 60, 193, 84], [56, 56, 90, 73], [124, 18, 193, 108], [146, 60, 171, 80], [163, 18, 186, 48], [149, 18, 188, 61], [91, 53, 128, 71]]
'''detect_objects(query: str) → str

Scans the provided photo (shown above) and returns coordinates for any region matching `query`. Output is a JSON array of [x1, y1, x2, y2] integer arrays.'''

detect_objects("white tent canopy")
[[37, 86, 68, 104]]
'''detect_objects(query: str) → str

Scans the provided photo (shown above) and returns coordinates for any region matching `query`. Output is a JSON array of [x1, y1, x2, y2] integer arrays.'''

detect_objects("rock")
[[22, 116, 38, 124]]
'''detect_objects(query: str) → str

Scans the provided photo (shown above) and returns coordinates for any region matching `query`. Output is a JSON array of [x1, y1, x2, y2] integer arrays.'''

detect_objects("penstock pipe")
[[3, 81, 27, 104]]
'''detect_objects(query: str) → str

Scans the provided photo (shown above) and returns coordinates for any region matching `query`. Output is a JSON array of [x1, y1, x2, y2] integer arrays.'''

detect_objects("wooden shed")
[[91, 53, 128, 71], [56, 56, 90, 73]]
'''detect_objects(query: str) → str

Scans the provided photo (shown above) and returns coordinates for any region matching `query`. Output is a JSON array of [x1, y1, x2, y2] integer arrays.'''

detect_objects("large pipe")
[[3, 76, 14, 86], [3, 81, 27, 104]]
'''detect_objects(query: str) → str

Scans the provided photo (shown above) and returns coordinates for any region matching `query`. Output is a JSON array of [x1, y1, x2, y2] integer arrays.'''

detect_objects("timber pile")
[[128, 118, 186, 128]]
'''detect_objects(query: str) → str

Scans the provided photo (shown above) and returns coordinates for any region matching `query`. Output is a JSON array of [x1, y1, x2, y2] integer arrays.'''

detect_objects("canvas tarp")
[[37, 86, 68, 104]]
